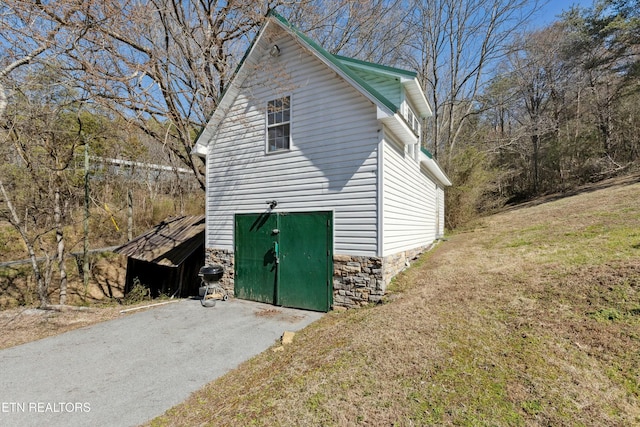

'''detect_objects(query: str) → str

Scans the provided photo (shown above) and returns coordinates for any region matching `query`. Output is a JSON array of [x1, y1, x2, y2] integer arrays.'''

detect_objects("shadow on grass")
[[503, 172, 640, 212], [0, 266, 36, 307], [0, 253, 126, 308]]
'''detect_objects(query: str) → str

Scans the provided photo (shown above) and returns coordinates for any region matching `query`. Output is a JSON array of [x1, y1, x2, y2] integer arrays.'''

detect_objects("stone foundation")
[[332, 255, 384, 308], [205, 244, 435, 309], [205, 248, 235, 295], [332, 244, 434, 308]]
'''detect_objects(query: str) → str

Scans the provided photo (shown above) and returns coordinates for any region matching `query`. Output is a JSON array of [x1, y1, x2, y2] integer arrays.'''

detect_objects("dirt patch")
[[0, 252, 135, 350], [0, 299, 177, 350], [255, 307, 305, 323], [0, 305, 122, 350], [254, 308, 282, 318], [0, 252, 127, 309], [503, 172, 640, 212]]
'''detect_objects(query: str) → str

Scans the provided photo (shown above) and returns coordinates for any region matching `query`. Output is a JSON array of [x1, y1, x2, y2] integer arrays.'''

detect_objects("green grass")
[[147, 175, 640, 427]]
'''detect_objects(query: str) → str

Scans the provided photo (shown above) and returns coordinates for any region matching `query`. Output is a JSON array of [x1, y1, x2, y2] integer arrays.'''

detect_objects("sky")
[[534, 0, 596, 26]]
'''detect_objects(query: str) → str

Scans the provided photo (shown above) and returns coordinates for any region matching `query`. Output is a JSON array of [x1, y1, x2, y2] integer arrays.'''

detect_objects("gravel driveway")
[[0, 298, 323, 427]]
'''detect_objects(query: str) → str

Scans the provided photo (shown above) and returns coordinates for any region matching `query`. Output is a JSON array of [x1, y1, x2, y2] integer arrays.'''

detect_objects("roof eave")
[[420, 153, 452, 186], [402, 77, 432, 118], [269, 13, 397, 116], [192, 15, 272, 153], [379, 112, 419, 146], [192, 141, 208, 158]]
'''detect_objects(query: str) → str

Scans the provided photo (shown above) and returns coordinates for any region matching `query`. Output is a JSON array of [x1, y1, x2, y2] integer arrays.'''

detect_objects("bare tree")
[[25, 0, 277, 190], [281, 0, 414, 65], [0, 0, 93, 118], [563, 0, 640, 163], [0, 66, 85, 306], [4, 1, 416, 194], [506, 24, 572, 192], [0, 2, 90, 305], [407, 0, 543, 164]]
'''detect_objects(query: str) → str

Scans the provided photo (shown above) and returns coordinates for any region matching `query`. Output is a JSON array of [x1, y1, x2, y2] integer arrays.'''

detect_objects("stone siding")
[[333, 255, 385, 308], [205, 244, 436, 309], [205, 248, 235, 295], [333, 244, 434, 308]]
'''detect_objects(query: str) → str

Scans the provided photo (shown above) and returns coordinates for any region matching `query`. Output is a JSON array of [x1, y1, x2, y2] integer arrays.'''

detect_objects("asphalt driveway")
[[0, 298, 323, 427]]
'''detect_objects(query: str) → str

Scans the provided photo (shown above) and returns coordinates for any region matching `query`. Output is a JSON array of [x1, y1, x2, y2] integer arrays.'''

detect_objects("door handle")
[[274, 241, 279, 264]]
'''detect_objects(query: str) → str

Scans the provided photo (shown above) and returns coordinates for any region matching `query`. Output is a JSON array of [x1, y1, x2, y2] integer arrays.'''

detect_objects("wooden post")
[[127, 188, 133, 241]]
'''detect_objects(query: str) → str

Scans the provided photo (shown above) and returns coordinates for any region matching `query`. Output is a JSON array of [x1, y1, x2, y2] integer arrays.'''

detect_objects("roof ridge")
[[333, 54, 417, 78], [193, 8, 409, 155]]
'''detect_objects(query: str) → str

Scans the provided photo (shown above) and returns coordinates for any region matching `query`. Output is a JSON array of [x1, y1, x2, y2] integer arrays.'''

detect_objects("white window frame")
[[402, 99, 422, 160], [405, 103, 421, 138], [266, 95, 291, 153]]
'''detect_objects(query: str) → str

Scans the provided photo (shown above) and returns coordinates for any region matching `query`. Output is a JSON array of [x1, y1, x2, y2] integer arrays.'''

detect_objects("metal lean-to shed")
[[114, 215, 205, 298]]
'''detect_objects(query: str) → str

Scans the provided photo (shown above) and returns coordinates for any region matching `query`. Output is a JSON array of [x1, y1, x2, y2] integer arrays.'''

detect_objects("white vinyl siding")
[[381, 133, 438, 256], [206, 32, 380, 256]]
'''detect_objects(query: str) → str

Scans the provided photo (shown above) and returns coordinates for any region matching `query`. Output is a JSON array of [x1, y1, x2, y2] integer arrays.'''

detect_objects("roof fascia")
[[402, 77, 432, 118], [379, 111, 419, 146], [269, 11, 397, 116], [192, 15, 273, 155], [332, 53, 431, 119], [419, 151, 452, 186]]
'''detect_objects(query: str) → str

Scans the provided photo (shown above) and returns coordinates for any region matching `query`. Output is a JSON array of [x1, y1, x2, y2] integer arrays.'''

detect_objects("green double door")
[[234, 211, 333, 312]]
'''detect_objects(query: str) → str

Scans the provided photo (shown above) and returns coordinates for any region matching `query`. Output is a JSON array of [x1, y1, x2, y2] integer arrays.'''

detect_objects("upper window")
[[405, 104, 421, 137], [403, 102, 422, 160], [267, 96, 291, 152]]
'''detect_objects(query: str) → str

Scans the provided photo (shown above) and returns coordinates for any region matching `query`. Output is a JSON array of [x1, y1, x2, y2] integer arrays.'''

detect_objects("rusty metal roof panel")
[[114, 215, 205, 267]]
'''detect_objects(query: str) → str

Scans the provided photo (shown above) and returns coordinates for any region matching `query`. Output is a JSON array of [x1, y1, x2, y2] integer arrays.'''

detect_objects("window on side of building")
[[266, 96, 291, 153]]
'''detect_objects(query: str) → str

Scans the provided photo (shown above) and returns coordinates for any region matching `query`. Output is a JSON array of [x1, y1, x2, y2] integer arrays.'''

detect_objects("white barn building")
[[193, 11, 451, 311]]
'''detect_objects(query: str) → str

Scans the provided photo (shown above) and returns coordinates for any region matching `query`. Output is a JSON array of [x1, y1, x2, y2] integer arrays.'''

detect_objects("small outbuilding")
[[114, 215, 205, 298], [192, 11, 452, 312]]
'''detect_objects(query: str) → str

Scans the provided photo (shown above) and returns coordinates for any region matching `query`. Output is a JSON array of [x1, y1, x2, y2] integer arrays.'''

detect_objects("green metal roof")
[[194, 9, 428, 154], [334, 54, 417, 78], [421, 147, 434, 159], [268, 9, 399, 114]]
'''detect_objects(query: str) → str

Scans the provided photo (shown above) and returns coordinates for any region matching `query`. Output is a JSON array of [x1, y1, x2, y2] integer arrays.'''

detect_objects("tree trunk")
[[83, 141, 90, 296], [532, 132, 540, 194], [0, 81, 7, 119], [54, 187, 67, 305], [0, 178, 48, 306], [41, 250, 54, 306], [127, 188, 133, 241]]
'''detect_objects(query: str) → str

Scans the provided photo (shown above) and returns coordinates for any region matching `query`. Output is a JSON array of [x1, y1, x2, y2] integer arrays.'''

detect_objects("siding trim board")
[[377, 127, 385, 257]]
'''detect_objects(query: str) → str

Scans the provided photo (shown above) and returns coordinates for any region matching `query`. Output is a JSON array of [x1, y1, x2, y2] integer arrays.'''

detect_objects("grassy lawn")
[[143, 175, 639, 426]]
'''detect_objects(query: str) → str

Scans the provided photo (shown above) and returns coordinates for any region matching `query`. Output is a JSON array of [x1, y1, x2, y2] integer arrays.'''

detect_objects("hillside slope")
[[150, 174, 640, 426]]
